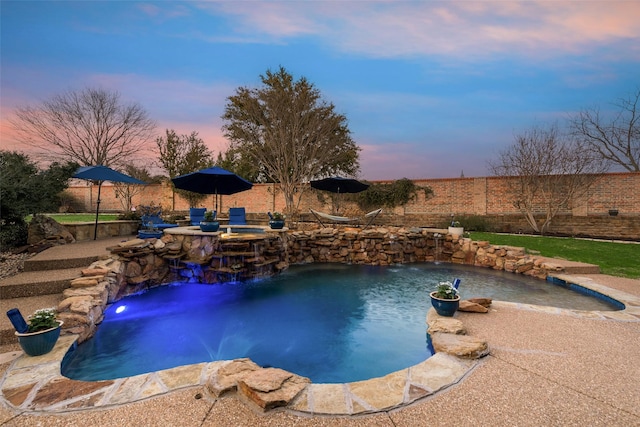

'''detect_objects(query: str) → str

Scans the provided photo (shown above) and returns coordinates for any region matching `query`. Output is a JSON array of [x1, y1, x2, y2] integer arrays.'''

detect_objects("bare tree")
[[10, 87, 156, 168], [489, 123, 607, 234], [113, 163, 155, 212], [222, 66, 360, 213], [570, 88, 640, 172]]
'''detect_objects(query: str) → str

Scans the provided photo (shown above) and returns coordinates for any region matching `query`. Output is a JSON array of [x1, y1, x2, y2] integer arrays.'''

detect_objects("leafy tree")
[[222, 66, 360, 213], [570, 88, 640, 172], [0, 151, 77, 248], [489, 123, 607, 234], [216, 147, 266, 183], [10, 87, 156, 168], [156, 129, 214, 207]]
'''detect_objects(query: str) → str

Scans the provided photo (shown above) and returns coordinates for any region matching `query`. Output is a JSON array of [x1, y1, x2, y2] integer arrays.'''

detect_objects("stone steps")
[[0, 268, 83, 345], [0, 268, 82, 299], [1, 237, 125, 348], [22, 255, 101, 272]]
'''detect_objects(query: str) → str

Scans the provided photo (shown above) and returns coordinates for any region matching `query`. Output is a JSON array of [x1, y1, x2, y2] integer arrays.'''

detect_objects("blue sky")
[[2, 1, 639, 179]]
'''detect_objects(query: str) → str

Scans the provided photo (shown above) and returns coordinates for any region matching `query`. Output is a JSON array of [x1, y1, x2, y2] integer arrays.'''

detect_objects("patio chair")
[[310, 208, 382, 230], [229, 207, 247, 225], [189, 207, 207, 226], [140, 212, 179, 230]]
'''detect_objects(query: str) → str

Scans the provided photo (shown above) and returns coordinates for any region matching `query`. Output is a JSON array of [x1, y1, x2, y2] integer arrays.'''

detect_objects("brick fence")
[[65, 172, 640, 240]]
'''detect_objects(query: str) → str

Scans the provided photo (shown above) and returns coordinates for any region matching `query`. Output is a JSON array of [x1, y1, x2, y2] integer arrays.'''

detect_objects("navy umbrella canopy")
[[310, 177, 369, 194], [72, 165, 146, 240], [171, 166, 253, 211], [310, 177, 369, 213]]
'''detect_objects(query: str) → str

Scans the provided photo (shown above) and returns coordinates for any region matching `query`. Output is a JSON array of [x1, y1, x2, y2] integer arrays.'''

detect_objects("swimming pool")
[[61, 263, 619, 383]]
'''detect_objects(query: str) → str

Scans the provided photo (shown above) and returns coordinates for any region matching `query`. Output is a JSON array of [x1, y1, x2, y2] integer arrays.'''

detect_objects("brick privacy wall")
[[65, 172, 640, 238]]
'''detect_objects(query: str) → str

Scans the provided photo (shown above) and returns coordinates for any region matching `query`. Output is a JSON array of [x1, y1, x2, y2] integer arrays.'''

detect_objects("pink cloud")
[[203, 1, 640, 60]]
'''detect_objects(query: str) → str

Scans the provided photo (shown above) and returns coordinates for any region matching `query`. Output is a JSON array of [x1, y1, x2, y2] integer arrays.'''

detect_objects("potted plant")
[[200, 210, 219, 232], [448, 218, 464, 236], [138, 221, 163, 239], [14, 308, 63, 356], [268, 211, 286, 229], [430, 281, 460, 317]]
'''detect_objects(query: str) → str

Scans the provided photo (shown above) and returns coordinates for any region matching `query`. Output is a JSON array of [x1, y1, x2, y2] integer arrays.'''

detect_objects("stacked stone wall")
[[58, 227, 568, 342]]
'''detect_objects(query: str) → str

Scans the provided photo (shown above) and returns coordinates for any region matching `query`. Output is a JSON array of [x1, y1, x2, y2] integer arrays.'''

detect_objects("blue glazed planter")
[[430, 293, 460, 317], [16, 322, 63, 356], [138, 230, 163, 239], [200, 221, 220, 232], [269, 220, 285, 229]]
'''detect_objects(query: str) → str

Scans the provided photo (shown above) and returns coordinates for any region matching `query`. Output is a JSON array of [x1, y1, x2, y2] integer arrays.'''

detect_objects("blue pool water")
[[62, 263, 618, 383]]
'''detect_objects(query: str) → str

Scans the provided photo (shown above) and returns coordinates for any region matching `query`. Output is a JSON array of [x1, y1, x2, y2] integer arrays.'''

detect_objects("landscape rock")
[[27, 215, 75, 245], [237, 368, 310, 411], [467, 297, 492, 307], [430, 332, 489, 359], [206, 359, 260, 397], [427, 315, 467, 334], [458, 300, 489, 313]]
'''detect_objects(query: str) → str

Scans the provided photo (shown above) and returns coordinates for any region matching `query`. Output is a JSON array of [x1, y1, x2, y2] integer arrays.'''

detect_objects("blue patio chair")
[[228, 207, 247, 225], [189, 207, 207, 225], [140, 213, 178, 230]]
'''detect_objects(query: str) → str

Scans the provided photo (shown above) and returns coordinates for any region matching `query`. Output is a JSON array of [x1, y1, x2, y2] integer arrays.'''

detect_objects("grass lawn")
[[469, 232, 640, 279], [28, 213, 122, 223]]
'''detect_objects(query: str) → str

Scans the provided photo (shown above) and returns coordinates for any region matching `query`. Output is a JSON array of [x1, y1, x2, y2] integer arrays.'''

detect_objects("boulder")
[[467, 297, 492, 308], [237, 368, 310, 411], [426, 309, 467, 334], [458, 301, 489, 313], [430, 332, 489, 359], [206, 358, 260, 397], [27, 215, 75, 245]]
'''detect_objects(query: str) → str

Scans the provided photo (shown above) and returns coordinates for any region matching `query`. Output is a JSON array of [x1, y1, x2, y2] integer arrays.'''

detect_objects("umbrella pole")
[[93, 182, 102, 240]]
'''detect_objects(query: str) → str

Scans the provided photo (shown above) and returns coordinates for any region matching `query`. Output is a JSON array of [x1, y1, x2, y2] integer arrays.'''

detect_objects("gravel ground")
[[0, 251, 34, 281]]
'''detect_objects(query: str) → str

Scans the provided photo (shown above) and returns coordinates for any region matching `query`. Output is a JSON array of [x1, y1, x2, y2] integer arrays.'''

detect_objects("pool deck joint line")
[[1, 273, 638, 415]]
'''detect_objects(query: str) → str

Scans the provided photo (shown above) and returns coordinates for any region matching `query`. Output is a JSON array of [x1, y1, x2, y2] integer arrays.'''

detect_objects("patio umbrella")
[[310, 176, 369, 213], [73, 165, 146, 240], [171, 166, 253, 212]]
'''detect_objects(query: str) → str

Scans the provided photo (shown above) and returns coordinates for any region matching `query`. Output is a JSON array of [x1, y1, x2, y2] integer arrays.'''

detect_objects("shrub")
[[0, 220, 28, 249], [354, 178, 433, 211], [117, 211, 141, 221]]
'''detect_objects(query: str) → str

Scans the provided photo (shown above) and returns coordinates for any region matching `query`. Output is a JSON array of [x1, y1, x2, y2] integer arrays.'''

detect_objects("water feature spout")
[[433, 233, 442, 264]]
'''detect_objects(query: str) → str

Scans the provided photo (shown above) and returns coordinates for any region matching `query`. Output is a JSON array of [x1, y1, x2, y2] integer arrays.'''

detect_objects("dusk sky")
[[1, 1, 639, 180]]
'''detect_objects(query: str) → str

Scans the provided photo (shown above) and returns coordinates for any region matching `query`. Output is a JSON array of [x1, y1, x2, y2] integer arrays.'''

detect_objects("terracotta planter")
[[430, 292, 460, 317], [15, 321, 63, 356]]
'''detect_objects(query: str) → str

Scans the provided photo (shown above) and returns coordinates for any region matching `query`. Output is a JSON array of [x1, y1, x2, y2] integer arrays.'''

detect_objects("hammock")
[[310, 208, 382, 229]]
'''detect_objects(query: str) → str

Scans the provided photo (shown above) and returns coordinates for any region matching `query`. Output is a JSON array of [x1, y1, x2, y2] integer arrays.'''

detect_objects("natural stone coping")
[[163, 225, 288, 238], [0, 334, 476, 415], [2, 274, 637, 415]]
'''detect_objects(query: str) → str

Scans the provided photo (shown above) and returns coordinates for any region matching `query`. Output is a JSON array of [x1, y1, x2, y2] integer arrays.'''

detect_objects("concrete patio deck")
[[1, 238, 639, 426]]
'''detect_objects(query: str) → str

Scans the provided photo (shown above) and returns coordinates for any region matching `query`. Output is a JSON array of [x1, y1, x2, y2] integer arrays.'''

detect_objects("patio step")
[[0, 268, 81, 299], [0, 237, 125, 350], [22, 255, 101, 272]]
